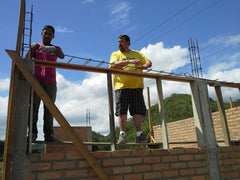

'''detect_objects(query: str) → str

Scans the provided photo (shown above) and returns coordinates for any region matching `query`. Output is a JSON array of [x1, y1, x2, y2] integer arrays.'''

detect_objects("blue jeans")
[[32, 82, 56, 137]]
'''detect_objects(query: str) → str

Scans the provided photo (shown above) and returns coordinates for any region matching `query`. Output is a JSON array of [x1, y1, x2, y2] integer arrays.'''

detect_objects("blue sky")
[[0, 0, 240, 140]]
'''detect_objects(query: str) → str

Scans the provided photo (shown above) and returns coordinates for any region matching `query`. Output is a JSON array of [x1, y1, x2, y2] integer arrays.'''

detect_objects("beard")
[[119, 46, 125, 52]]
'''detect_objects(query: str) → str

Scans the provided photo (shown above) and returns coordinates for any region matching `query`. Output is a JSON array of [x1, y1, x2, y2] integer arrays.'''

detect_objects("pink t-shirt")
[[32, 42, 62, 84]]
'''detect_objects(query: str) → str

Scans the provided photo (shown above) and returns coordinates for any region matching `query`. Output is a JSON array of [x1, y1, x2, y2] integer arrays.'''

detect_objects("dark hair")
[[118, 35, 130, 44], [42, 25, 55, 34]]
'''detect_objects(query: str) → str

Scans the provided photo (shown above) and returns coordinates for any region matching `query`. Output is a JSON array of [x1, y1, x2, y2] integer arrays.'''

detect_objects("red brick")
[[180, 169, 195, 176], [65, 152, 83, 160], [103, 158, 123, 166], [162, 155, 178, 162], [124, 173, 143, 180], [151, 149, 169, 155], [124, 157, 142, 165], [179, 154, 194, 161], [143, 156, 160, 164], [113, 150, 131, 157], [113, 166, 132, 174], [144, 172, 162, 179], [191, 175, 207, 180], [53, 161, 76, 170], [38, 171, 63, 179], [187, 161, 202, 168], [64, 169, 88, 178], [39, 153, 64, 161], [152, 163, 169, 171], [93, 151, 112, 158], [133, 164, 151, 172], [169, 148, 184, 154], [163, 170, 179, 178], [133, 149, 151, 156], [171, 162, 186, 169]]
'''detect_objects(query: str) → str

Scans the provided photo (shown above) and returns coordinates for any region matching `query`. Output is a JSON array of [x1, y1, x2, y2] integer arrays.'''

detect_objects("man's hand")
[[142, 60, 152, 69], [129, 59, 142, 65], [31, 42, 40, 50], [40, 46, 56, 53]]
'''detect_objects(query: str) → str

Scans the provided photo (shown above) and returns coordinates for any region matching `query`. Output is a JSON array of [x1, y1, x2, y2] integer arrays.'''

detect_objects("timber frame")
[[3, 0, 240, 179]]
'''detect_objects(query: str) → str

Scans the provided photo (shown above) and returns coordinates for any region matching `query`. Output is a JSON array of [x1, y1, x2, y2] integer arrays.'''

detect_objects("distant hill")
[[92, 93, 240, 150]]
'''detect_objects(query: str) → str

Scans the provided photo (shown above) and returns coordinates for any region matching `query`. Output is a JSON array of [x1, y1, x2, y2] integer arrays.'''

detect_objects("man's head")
[[118, 35, 130, 52], [41, 25, 55, 45]]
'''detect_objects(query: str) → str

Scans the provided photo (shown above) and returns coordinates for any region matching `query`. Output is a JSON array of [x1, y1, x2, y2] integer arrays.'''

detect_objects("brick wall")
[[25, 107, 240, 179], [153, 106, 240, 148], [26, 146, 240, 180]]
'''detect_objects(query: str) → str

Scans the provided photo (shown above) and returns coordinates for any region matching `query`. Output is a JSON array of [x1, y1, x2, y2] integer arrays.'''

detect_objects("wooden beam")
[[16, 0, 25, 56], [33, 59, 240, 88], [6, 50, 110, 180]]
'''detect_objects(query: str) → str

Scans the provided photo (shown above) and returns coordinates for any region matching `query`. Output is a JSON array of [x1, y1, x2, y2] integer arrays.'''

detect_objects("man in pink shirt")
[[26, 25, 64, 142]]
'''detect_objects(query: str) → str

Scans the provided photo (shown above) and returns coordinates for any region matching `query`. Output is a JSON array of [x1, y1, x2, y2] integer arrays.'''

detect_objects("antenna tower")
[[188, 38, 203, 78]]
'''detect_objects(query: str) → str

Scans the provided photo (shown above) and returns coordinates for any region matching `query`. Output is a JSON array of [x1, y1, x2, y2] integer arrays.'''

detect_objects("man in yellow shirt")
[[109, 35, 152, 144]]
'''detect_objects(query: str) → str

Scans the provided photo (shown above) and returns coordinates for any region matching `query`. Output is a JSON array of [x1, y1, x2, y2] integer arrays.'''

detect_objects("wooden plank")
[[33, 59, 240, 88], [6, 50, 110, 180], [215, 86, 231, 146], [107, 72, 116, 151], [156, 78, 169, 149]]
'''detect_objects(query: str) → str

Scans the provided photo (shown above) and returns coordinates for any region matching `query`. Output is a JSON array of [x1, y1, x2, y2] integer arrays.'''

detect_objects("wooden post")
[[2, 0, 25, 179], [156, 78, 169, 149], [147, 87, 155, 142], [6, 50, 110, 180], [107, 72, 116, 151], [190, 80, 222, 179], [229, 97, 233, 108], [215, 86, 231, 146]]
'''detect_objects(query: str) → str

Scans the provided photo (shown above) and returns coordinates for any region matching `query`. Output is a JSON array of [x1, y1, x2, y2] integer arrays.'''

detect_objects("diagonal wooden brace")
[[6, 49, 110, 180]]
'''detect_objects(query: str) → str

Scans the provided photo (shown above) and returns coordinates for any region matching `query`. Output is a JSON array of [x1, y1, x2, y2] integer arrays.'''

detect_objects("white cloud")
[[0, 78, 10, 91], [107, 2, 131, 28], [204, 33, 240, 48], [55, 26, 74, 33], [140, 42, 189, 72], [82, 0, 94, 4], [0, 96, 8, 139]]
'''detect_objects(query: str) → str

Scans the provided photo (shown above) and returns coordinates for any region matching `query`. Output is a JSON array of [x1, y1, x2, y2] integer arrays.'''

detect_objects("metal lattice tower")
[[188, 38, 203, 78], [86, 108, 90, 126], [21, 5, 33, 58]]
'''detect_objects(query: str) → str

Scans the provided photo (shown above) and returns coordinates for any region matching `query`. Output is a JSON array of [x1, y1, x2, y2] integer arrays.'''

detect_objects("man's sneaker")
[[44, 134, 61, 143], [117, 134, 127, 144], [135, 133, 148, 143]]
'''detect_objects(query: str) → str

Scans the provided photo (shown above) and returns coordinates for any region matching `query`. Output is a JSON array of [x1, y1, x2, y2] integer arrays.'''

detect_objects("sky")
[[0, 0, 240, 140]]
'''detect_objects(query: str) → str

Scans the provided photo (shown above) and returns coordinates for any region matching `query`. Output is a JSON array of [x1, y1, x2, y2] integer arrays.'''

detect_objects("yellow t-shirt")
[[109, 50, 149, 90]]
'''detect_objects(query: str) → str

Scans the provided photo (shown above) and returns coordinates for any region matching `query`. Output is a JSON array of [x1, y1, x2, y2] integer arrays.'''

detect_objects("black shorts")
[[115, 88, 146, 116]]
